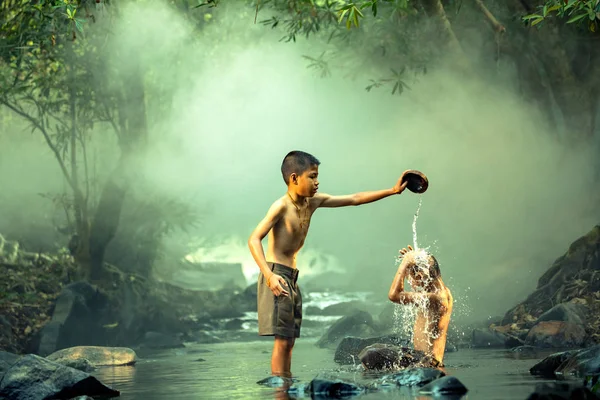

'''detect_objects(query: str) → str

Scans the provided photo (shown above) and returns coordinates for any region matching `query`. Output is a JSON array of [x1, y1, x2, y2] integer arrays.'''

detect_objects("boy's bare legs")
[[272, 336, 295, 378]]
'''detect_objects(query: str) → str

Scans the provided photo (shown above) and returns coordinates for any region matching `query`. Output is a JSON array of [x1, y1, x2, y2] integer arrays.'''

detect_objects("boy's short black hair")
[[281, 151, 320, 185], [411, 254, 441, 279]]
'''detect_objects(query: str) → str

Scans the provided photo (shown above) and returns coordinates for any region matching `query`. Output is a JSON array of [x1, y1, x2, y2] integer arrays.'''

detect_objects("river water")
[[91, 288, 558, 400], [93, 339, 556, 400]]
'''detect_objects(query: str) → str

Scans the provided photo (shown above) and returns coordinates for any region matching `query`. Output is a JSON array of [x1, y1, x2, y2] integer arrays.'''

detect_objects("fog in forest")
[[1, 2, 599, 325]]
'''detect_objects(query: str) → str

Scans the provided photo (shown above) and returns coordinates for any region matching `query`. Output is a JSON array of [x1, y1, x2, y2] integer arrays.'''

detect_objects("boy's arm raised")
[[314, 173, 408, 208], [248, 200, 289, 297], [388, 255, 411, 302]]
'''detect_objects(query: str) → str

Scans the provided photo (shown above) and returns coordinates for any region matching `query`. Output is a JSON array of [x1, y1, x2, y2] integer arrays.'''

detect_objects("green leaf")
[[531, 17, 544, 26], [522, 14, 543, 21], [567, 13, 587, 23]]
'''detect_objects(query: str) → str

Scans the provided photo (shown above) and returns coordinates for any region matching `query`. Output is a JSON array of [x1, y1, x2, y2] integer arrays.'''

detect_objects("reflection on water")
[[92, 339, 556, 400]]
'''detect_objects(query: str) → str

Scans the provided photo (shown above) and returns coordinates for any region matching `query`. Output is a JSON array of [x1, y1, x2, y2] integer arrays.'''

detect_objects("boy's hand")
[[398, 245, 415, 261], [393, 171, 410, 194], [267, 274, 289, 297]]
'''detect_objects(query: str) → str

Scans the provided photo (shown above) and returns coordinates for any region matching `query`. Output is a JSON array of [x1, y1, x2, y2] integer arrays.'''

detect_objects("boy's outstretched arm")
[[315, 173, 409, 208], [248, 200, 289, 297]]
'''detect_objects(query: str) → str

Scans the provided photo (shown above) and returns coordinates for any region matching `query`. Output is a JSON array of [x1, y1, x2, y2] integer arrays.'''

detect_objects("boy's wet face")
[[408, 265, 431, 290], [295, 165, 319, 197]]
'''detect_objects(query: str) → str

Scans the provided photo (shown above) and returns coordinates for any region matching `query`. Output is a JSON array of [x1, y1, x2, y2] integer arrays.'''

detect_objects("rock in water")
[[383, 367, 446, 387], [358, 344, 436, 370], [530, 350, 578, 378], [46, 345, 137, 368], [530, 346, 600, 379], [419, 376, 468, 396], [525, 382, 596, 400], [309, 377, 364, 398], [0, 354, 119, 400], [554, 345, 600, 378], [334, 336, 409, 365]]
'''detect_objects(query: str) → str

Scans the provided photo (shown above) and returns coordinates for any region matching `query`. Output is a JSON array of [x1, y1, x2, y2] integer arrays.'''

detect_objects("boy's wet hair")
[[412, 253, 441, 279], [281, 151, 320, 185]]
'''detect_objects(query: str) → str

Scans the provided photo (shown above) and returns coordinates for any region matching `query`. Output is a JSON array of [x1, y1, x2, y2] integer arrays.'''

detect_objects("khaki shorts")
[[257, 263, 302, 338]]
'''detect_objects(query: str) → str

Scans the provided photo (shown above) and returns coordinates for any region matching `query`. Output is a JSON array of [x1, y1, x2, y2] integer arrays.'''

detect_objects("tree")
[[224, 0, 599, 141], [0, 1, 163, 280]]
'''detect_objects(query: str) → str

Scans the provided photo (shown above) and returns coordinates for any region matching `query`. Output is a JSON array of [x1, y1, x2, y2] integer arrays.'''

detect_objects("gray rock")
[[530, 350, 580, 378], [0, 354, 119, 400], [419, 376, 468, 396], [334, 336, 409, 365], [359, 344, 437, 370], [46, 345, 137, 367], [471, 328, 518, 348], [525, 321, 586, 348], [309, 375, 365, 397], [536, 302, 588, 326], [0, 351, 21, 378]]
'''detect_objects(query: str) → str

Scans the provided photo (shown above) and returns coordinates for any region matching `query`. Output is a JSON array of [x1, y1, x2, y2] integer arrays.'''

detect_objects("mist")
[[1, 2, 599, 325]]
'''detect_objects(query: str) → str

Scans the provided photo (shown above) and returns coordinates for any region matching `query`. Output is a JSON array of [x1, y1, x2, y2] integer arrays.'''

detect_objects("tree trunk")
[[82, 53, 148, 282]]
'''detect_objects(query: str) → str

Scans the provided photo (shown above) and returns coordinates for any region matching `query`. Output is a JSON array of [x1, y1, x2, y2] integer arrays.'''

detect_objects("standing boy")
[[248, 150, 413, 378]]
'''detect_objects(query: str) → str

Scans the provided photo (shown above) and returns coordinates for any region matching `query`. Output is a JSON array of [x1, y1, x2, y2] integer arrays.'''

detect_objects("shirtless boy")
[[388, 245, 453, 366], [248, 150, 413, 378]]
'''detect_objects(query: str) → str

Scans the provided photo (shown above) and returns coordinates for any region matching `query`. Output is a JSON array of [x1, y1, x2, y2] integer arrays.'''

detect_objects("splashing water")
[[392, 196, 435, 340], [412, 196, 423, 249]]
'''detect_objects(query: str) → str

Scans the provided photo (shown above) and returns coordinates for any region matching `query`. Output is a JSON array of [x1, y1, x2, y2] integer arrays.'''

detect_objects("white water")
[[412, 196, 423, 250]]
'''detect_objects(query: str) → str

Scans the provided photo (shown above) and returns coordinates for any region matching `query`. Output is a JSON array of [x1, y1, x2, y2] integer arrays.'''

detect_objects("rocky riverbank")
[[0, 233, 259, 355], [471, 224, 600, 351]]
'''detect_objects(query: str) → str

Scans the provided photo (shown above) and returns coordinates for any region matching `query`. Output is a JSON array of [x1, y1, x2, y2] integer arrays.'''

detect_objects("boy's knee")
[[274, 336, 295, 351]]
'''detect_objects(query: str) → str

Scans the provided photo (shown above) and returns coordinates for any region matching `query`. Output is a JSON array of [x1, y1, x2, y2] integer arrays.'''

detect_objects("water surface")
[[94, 339, 556, 400]]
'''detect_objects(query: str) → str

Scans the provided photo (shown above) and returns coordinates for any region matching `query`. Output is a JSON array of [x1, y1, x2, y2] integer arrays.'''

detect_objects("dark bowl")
[[402, 170, 429, 194]]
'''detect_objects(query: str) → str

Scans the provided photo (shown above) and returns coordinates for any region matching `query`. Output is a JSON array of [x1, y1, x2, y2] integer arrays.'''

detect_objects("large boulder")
[[0, 354, 119, 400], [315, 310, 380, 349], [525, 321, 586, 348], [537, 302, 588, 326]]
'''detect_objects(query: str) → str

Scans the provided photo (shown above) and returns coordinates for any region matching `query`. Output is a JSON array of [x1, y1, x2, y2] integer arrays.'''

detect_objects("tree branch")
[[420, 0, 471, 69], [0, 98, 74, 190], [474, 0, 506, 33]]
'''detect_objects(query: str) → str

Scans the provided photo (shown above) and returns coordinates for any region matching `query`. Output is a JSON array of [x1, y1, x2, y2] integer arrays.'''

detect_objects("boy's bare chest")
[[277, 207, 314, 237]]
